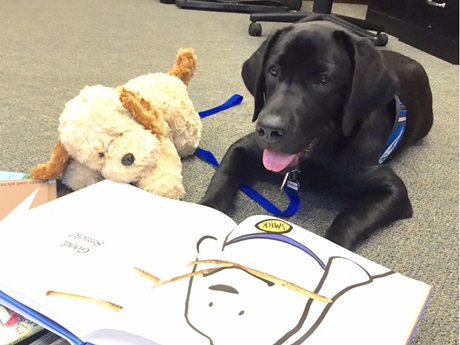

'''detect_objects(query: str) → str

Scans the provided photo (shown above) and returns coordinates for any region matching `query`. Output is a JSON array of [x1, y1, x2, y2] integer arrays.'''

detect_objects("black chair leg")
[[248, 12, 389, 47]]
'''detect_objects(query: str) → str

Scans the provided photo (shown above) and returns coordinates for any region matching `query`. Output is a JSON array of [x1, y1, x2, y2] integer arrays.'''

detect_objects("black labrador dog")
[[200, 19, 433, 250]]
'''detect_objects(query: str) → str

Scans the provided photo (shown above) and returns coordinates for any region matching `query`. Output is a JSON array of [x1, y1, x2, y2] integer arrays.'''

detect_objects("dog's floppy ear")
[[335, 31, 398, 137], [242, 29, 284, 122]]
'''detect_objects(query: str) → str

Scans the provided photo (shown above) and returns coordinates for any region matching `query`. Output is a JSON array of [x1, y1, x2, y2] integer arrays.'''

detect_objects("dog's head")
[[242, 20, 398, 173]]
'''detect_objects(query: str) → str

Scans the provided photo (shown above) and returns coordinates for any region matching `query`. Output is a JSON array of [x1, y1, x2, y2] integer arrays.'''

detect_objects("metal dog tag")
[[281, 169, 300, 191]]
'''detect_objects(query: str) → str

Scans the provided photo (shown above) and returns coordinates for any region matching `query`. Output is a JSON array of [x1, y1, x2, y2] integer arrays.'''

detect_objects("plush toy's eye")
[[122, 153, 135, 166], [98, 152, 105, 158]]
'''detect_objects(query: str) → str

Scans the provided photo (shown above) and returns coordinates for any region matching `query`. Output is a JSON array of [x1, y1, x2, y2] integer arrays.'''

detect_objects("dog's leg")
[[200, 133, 264, 213], [325, 165, 413, 250]]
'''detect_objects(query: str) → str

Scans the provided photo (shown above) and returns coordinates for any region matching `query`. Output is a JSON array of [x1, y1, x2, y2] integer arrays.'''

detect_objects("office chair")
[[248, 0, 389, 46], [174, 0, 303, 15]]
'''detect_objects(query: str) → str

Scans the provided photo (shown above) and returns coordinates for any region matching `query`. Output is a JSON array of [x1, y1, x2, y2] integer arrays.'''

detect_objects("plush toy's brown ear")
[[334, 30, 398, 137], [30, 140, 70, 179], [167, 47, 197, 86], [119, 87, 166, 136]]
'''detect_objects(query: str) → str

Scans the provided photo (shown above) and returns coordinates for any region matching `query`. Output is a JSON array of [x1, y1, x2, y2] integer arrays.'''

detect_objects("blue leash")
[[197, 95, 301, 217], [198, 94, 244, 118]]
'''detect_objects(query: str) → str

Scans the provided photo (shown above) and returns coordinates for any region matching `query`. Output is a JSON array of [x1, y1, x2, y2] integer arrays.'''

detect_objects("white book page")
[[0, 183, 431, 345], [0, 180, 236, 344], [114, 215, 432, 345]]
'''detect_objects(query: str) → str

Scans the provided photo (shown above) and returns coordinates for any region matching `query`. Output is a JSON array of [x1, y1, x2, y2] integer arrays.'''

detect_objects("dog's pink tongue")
[[263, 148, 297, 172]]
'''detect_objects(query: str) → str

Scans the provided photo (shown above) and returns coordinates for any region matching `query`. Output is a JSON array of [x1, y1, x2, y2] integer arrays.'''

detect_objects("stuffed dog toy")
[[30, 48, 201, 200]]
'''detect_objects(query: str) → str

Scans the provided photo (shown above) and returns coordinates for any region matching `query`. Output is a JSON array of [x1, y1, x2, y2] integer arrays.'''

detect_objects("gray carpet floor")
[[0, 1, 458, 344]]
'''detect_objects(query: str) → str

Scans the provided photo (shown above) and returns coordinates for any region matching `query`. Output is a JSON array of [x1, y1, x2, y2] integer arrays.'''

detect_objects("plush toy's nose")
[[121, 153, 135, 166]]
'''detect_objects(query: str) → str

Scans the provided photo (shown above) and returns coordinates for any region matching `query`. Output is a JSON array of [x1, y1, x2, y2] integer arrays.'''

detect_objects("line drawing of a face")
[[185, 265, 314, 345], [183, 218, 394, 345]]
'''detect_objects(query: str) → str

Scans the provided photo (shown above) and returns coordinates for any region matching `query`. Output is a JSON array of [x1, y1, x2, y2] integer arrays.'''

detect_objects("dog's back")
[[381, 50, 433, 145]]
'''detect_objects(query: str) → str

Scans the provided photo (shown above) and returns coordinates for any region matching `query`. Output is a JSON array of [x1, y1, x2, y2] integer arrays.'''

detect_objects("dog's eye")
[[318, 73, 330, 86], [267, 64, 278, 77], [98, 152, 105, 158]]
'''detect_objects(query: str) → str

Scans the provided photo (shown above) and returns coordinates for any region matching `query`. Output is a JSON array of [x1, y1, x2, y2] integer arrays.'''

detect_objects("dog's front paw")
[[199, 195, 232, 214], [324, 231, 357, 251]]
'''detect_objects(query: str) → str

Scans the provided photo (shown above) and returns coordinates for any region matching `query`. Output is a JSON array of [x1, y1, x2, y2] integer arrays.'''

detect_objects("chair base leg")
[[248, 12, 389, 46]]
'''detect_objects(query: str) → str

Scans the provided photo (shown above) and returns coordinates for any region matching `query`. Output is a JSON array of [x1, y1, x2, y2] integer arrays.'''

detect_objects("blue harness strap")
[[379, 96, 407, 164], [197, 95, 301, 218]]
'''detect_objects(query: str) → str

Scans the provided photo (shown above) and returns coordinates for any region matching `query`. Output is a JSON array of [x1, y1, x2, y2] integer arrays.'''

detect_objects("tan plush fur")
[[30, 48, 201, 200], [30, 140, 70, 178], [122, 48, 201, 157]]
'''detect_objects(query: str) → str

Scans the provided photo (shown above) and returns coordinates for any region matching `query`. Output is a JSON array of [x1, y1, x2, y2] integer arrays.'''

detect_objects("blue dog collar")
[[378, 96, 407, 164]]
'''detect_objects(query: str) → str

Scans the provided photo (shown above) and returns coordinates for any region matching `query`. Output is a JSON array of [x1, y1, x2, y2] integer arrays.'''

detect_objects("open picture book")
[[0, 180, 432, 345]]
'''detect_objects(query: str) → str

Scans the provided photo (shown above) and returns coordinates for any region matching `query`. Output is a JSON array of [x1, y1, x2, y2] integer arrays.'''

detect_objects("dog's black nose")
[[121, 153, 135, 166], [256, 125, 284, 143]]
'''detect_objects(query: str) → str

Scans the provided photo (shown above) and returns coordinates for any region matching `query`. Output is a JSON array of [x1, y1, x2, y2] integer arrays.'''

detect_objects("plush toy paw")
[[30, 141, 69, 180]]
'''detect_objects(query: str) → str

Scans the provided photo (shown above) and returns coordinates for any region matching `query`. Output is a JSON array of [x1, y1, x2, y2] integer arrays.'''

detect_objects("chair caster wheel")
[[287, 0, 302, 10], [373, 33, 389, 46], [249, 22, 262, 36]]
